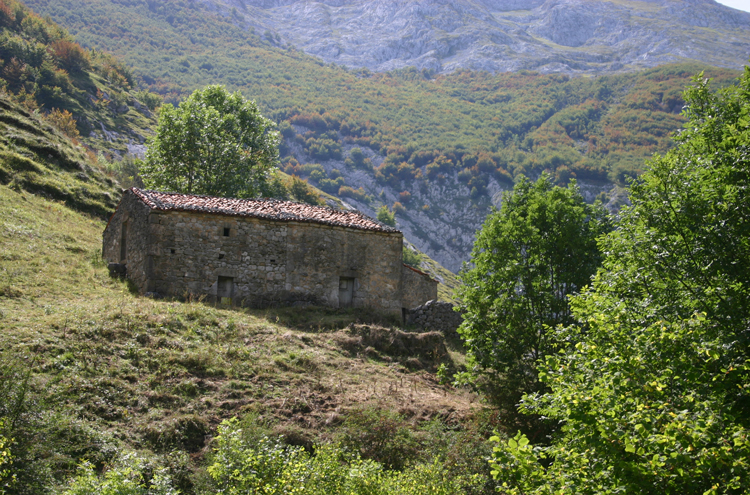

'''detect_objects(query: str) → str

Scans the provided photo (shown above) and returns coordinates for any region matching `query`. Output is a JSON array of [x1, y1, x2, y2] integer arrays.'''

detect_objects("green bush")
[[62, 454, 177, 495], [376, 205, 395, 227], [206, 418, 476, 494]]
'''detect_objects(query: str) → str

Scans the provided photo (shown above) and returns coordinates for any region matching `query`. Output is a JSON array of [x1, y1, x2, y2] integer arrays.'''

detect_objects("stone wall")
[[401, 264, 438, 310], [406, 300, 464, 338], [102, 191, 152, 291], [103, 190, 405, 315]]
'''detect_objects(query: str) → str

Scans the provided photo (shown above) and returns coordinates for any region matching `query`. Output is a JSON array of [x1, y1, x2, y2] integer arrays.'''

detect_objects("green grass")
[[0, 183, 486, 493], [0, 91, 121, 218]]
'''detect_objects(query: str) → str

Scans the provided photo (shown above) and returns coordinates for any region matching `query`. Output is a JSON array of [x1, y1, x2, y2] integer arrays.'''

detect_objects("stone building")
[[102, 188, 437, 316]]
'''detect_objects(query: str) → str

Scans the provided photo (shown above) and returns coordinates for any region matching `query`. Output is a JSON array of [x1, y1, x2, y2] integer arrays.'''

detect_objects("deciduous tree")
[[140, 85, 279, 198], [491, 67, 750, 494], [457, 175, 609, 432]]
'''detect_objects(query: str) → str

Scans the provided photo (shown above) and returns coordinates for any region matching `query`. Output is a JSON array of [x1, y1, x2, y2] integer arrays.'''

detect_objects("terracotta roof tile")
[[131, 188, 400, 233]]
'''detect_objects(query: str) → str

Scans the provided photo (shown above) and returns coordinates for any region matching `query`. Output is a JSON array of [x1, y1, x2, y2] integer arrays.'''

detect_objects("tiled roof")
[[131, 188, 400, 233]]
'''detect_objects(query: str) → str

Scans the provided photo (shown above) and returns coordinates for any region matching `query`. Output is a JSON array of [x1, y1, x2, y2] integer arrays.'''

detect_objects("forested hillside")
[[19, 0, 745, 270]]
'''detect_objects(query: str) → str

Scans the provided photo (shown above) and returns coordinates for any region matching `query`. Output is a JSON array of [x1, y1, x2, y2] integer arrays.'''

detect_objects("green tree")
[[491, 68, 750, 494], [140, 85, 279, 198], [456, 175, 609, 431], [402, 246, 422, 269], [288, 176, 322, 205], [377, 205, 396, 227]]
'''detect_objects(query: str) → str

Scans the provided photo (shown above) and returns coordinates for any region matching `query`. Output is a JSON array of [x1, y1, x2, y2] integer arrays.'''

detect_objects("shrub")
[[376, 205, 395, 226], [207, 418, 473, 494], [289, 176, 323, 205], [338, 185, 370, 203], [49, 39, 90, 73], [402, 246, 421, 269], [45, 108, 79, 140], [339, 407, 418, 471], [62, 454, 177, 495]]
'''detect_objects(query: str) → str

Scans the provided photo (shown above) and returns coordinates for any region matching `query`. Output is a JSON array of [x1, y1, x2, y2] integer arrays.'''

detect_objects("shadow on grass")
[[253, 305, 403, 332]]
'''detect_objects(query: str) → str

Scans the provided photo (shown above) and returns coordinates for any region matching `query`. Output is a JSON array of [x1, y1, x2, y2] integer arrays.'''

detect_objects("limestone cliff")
[[210, 0, 750, 75]]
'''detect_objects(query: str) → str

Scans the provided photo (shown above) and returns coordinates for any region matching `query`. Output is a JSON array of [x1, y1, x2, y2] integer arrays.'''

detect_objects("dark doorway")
[[218, 276, 234, 305], [339, 277, 354, 308]]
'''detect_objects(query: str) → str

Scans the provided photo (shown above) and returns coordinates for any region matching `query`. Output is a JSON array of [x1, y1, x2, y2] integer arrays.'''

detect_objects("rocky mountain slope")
[[212, 0, 750, 75], [19, 0, 746, 272]]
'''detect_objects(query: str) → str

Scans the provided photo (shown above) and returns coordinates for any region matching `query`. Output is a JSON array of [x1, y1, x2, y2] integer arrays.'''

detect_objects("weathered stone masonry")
[[103, 189, 437, 316]]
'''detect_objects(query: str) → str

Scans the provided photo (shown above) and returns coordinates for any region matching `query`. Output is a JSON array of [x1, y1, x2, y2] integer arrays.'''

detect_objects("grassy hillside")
[[0, 182, 492, 493], [0, 90, 121, 216]]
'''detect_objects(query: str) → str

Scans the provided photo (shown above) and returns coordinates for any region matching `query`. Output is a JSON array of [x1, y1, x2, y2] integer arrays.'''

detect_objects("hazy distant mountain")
[[213, 0, 750, 74]]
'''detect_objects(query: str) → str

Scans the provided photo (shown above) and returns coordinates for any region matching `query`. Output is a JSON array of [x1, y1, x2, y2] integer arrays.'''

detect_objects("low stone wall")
[[406, 300, 463, 338]]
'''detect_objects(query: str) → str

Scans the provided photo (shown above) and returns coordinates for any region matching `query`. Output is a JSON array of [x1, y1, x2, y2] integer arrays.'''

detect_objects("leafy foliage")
[[207, 418, 479, 494], [457, 175, 609, 433], [0, 420, 12, 495], [140, 85, 280, 198], [490, 67, 750, 494], [63, 455, 177, 495], [377, 205, 396, 227], [402, 246, 422, 269]]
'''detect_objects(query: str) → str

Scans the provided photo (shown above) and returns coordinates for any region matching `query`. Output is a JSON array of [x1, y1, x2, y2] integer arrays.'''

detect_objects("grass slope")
[[0, 183, 485, 493], [0, 90, 120, 217]]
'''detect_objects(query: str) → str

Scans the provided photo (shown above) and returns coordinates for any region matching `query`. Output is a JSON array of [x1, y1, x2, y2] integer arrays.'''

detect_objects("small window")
[[170, 248, 175, 254], [223, 227, 230, 237]]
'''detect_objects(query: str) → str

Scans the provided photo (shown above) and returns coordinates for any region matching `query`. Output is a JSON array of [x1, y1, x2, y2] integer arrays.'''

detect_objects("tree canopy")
[[140, 85, 279, 198], [456, 175, 609, 430], [491, 67, 750, 494]]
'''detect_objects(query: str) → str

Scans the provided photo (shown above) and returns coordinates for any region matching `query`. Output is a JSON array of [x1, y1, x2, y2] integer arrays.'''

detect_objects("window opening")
[[170, 248, 175, 254], [223, 227, 230, 237]]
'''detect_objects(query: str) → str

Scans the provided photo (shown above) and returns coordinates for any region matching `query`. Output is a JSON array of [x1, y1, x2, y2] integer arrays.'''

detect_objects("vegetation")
[[377, 205, 396, 227], [0, 180, 489, 492], [456, 176, 610, 435], [0, 0, 158, 157], [490, 67, 750, 494], [402, 246, 422, 270], [140, 85, 280, 198], [21, 0, 742, 196]]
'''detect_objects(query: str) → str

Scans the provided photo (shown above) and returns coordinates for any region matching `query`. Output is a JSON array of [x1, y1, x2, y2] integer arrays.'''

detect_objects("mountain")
[[19, 0, 745, 271], [208, 0, 750, 75]]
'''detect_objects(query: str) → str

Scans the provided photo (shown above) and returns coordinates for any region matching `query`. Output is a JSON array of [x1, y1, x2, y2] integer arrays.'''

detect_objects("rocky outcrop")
[[213, 0, 750, 75]]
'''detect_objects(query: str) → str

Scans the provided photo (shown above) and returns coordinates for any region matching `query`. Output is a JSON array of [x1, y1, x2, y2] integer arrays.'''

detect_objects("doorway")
[[218, 276, 234, 305], [338, 277, 354, 308]]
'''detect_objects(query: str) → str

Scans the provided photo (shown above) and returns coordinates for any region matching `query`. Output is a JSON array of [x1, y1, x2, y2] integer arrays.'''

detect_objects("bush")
[[376, 205, 395, 227], [62, 454, 177, 495], [207, 418, 473, 494], [338, 185, 370, 203], [402, 246, 421, 269], [289, 176, 322, 205], [339, 407, 418, 471]]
